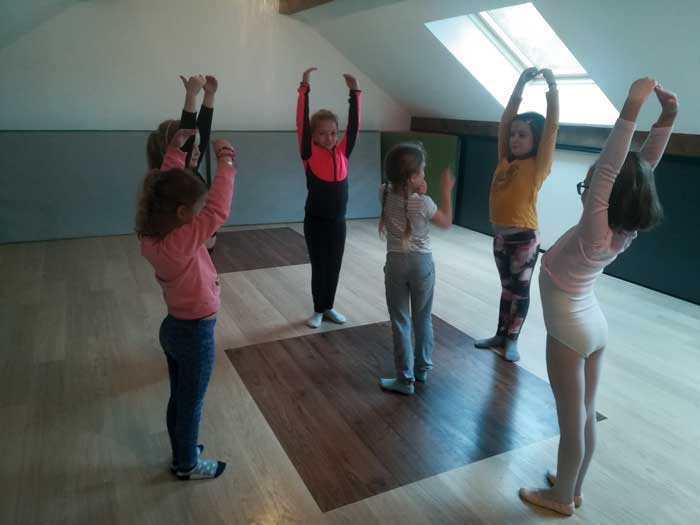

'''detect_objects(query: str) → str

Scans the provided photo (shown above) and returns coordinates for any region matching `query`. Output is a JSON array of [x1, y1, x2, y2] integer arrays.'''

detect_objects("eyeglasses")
[[576, 182, 589, 195]]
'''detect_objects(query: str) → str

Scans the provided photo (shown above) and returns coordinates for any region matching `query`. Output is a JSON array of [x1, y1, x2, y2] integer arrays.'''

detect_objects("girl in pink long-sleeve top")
[[296, 67, 361, 329], [136, 127, 237, 481], [519, 79, 678, 516]]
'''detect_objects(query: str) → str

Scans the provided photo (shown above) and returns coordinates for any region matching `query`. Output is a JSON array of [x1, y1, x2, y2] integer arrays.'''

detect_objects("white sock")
[[307, 312, 323, 328], [323, 309, 346, 324]]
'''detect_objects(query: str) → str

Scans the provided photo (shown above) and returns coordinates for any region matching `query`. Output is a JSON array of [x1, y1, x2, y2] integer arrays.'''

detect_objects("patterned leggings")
[[493, 230, 540, 340]]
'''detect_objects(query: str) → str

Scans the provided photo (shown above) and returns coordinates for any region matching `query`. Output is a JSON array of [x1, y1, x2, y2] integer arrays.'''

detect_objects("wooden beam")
[[279, 0, 333, 15], [411, 117, 700, 159]]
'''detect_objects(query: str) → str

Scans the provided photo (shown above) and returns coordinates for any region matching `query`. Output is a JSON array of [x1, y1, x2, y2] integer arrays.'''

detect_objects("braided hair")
[[379, 142, 426, 247]]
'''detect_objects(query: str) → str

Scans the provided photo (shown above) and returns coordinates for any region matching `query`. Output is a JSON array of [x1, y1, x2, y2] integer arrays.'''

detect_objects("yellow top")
[[489, 89, 559, 230]]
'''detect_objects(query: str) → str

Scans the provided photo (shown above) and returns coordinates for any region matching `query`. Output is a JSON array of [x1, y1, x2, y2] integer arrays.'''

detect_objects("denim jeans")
[[159, 315, 216, 470], [384, 252, 435, 382]]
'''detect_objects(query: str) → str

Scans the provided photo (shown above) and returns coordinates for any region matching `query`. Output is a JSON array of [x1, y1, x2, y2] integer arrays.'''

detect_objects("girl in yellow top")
[[475, 67, 559, 362]]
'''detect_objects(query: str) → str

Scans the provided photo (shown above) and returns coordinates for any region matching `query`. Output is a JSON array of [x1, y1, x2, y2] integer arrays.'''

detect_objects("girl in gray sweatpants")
[[378, 143, 454, 395]]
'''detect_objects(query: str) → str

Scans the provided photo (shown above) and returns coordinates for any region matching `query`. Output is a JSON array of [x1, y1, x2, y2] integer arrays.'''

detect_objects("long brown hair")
[[146, 119, 180, 170], [608, 152, 664, 232], [379, 143, 426, 245], [135, 168, 208, 239]]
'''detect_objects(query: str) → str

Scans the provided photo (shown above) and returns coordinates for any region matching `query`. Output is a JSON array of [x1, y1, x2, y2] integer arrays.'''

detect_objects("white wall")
[[0, 0, 409, 131], [538, 149, 599, 249], [298, 0, 700, 134]]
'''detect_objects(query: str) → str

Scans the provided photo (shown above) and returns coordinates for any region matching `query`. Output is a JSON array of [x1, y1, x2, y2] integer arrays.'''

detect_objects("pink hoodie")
[[140, 146, 236, 319]]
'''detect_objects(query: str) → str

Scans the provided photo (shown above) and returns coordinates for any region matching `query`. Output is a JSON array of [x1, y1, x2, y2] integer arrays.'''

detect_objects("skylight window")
[[426, 2, 618, 126]]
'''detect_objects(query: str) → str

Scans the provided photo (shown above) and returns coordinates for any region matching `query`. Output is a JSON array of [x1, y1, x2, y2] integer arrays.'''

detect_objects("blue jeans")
[[159, 315, 216, 470], [384, 252, 435, 382]]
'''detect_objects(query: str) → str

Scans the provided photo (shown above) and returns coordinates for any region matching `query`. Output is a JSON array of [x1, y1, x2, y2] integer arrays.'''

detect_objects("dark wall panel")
[[454, 134, 700, 305]]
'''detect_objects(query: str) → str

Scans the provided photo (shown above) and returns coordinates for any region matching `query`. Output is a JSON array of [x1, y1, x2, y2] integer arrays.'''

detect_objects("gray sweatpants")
[[384, 252, 435, 382]]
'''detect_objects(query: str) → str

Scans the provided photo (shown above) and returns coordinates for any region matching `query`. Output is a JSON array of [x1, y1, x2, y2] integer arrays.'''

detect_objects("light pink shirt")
[[140, 146, 236, 319], [542, 119, 672, 294]]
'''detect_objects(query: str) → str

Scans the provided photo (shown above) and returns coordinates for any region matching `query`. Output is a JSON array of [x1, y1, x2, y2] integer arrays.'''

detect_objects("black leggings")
[[304, 216, 346, 313]]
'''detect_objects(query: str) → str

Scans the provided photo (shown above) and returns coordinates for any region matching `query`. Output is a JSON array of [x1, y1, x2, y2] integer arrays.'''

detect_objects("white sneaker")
[[307, 312, 323, 328], [324, 309, 346, 324]]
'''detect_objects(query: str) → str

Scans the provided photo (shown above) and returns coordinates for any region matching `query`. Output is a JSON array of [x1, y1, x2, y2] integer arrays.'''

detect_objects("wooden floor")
[[1, 219, 699, 524], [229, 316, 563, 512], [210, 228, 309, 273]]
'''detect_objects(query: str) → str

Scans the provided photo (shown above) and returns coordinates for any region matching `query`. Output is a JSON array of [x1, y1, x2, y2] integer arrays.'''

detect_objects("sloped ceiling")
[[297, 0, 700, 134], [0, 0, 82, 49]]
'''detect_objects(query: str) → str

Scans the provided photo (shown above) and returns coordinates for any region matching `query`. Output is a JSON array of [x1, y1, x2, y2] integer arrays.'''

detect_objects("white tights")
[[546, 335, 604, 501]]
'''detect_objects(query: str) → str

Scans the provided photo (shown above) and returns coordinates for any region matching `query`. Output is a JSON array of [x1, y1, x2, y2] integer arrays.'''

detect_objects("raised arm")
[[338, 74, 361, 158], [498, 67, 539, 160], [180, 74, 203, 115], [296, 67, 316, 161], [166, 139, 237, 254], [430, 168, 455, 229], [535, 68, 560, 176], [638, 85, 677, 169], [579, 78, 658, 244], [176, 74, 205, 168], [195, 75, 217, 175]]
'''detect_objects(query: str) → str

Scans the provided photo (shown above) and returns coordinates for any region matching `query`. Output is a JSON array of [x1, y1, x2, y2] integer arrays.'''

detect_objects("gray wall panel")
[[220, 131, 381, 225], [0, 131, 381, 243]]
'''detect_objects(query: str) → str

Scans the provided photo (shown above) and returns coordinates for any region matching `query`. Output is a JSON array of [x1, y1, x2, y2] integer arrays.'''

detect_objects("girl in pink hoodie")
[[136, 119, 237, 480]]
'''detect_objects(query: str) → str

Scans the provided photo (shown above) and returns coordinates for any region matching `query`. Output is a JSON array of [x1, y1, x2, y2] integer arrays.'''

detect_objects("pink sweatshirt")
[[140, 146, 236, 319], [542, 119, 672, 294]]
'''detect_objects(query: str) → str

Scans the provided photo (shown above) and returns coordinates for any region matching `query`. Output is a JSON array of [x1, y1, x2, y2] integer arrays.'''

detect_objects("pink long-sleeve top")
[[140, 146, 236, 319], [541, 119, 672, 294]]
